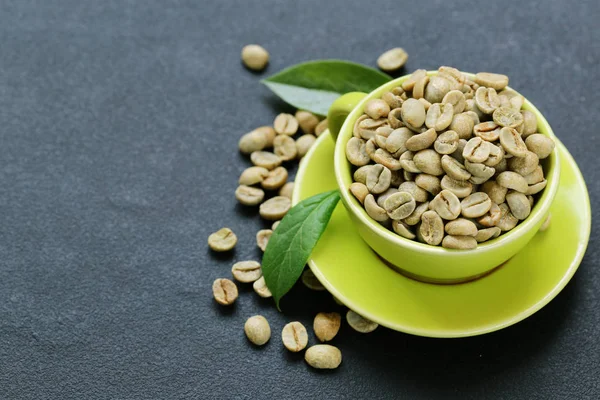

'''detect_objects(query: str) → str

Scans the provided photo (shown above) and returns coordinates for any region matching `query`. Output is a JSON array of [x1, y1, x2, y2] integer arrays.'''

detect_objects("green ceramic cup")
[[328, 72, 561, 283]]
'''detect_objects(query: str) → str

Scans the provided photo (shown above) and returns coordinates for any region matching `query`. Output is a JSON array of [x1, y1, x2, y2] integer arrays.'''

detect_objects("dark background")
[[0, 0, 598, 399]]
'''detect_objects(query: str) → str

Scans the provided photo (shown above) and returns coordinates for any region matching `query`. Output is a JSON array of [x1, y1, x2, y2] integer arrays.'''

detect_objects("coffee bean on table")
[[251, 151, 282, 170], [315, 118, 328, 136], [212, 278, 238, 305], [208, 228, 237, 252], [253, 276, 272, 298], [273, 135, 297, 161], [259, 196, 291, 220], [231, 261, 262, 283], [282, 322, 309, 352], [244, 315, 271, 346], [295, 110, 320, 135], [261, 166, 288, 190], [241, 44, 269, 71], [236, 185, 265, 206], [274, 113, 298, 136], [271, 221, 280, 230], [314, 312, 342, 342], [256, 229, 273, 251], [239, 166, 270, 186], [346, 310, 379, 333], [296, 134, 317, 158], [279, 181, 294, 199], [239, 129, 267, 154], [302, 269, 326, 291], [305, 345, 342, 369], [377, 47, 408, 72]]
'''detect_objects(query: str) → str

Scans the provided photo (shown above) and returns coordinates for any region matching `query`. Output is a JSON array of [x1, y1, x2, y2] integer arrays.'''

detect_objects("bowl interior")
[[333, 71, 560, 254]]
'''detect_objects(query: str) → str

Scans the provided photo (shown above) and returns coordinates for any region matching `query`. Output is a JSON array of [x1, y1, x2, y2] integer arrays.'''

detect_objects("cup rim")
[[333, 71, 561, 256]]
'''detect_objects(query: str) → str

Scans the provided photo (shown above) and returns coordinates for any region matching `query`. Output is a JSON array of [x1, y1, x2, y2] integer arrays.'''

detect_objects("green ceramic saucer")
[[294, 132, 591, 338]]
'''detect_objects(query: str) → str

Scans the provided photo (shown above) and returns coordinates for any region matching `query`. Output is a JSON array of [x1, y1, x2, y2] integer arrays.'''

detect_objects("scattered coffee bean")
[[241, 44, 269, 71], [279, 181, 294, 199], [314, 312, 342, 342], [295, 110, 320, 135], [239, 129, 267, 154], [377, 47, 408, 72], [274, 113, 299, 136], [305, 345, 342, 369], [315, 118, 328, 136], [271, 220, 280, 230], [296, 134, 317, 158], [244, 315, 271, 346], [346, 310, 379, 333], [239, 166, 270, 186], [232, 261, 262, 283], [236, 185, 265, 206], [262, 166, 288, 190], [302, 269, 326, 291], [251, 151, 282, 170], [259, 196, 291, 220], [282, 322, 309, 352], [256, 229, 273, 252], [212, 278, 238, 305], [273, 135, 297, 161], [208, 228, 237, 252], [253, 276, 272, 298]]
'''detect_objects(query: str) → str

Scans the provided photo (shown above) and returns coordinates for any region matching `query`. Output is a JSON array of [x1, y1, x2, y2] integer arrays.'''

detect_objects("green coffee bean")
[[442, 235, 477, 250], [365, 99, 391, 119], [399, 151, 422, 173], [402, 69, 427, 91], [296, 134, 317, 158], [346, 310, 379, 333], [239, 166, 270, 186], [429, 190, 461, 220], [445, 218, 478, 236], [415, 174, 441, 196], [350, 182, 369, 204], [441, 175, 473, 198], [401, 98, 426, 129], [464, 160, 495, 180], [499, 127, 528, 157], [251, 151, 282, 170], [273, 135, 297, 161], [493, 106, 524, 128], [425, 103, 454, 131], [403, 201, 430, 225], [520, 110, 538, 138], [388, 108, 404, 129], [358, 118, 388, 140], [461, 192, 492, 218], [373, 148, 402, 171], [442, 155, 471, 181], [232, 261, 262, 283], [508, 151, 539, 176], [305, 345, 342, 369], [259, 196, 291, 220], [313, 312, 341, 342], [497, 203, 518, 231], [419, 210, 445, 245], [376, 188, 398, 208], [477, 202, 501, 227], [414, 149, 443, 175], [213, 278, 238, 305], [239, 129, 267, 154], [208, 228, 237, 252], [474, 72, 509, 90], [506, 191, 531, 220], [295, 110, 320, 135], [386, 127, 413, 154], [274, 113, 298, 136], [253, 276, 273, 298], [424, 75, 453, 104], [236, 185, 265, 206], [315, 118, 328, 136], [301, 269, 326, 291], [377, 47, 408, 72], [474, 121, 500, 141], [451, 139, 468, 164], [399, 181, 429, 202], [364, 194, 389, 222], [483, 144, 505, 167], [241, 44, 269, 71], [279, 181, 294, 199], [525, 134, 555, 159], [442, 90, 466, 113], [406, 127, 438, 151], [523, 165, 544, 185], [382, 91, 404, 109], [353, 165, 372, 184], [526, 180, 547, 195], [434, 130, 459, 154], [346, 137, 371, 166], [384, 192, 416, 220], [475, 87, 501, 114], [481, 180, 508, 204], [262, 166, 288, 190], [393, 220, 416, 239], [366, 164, 392, 194], [412, 75, 429, 99], [282, 321, 309, 352], [256, 229, 272, 252], [244, 315, 271, 345], [475, 227, 502, 242], [497, 171, 529, 193], [449, 113, 475, 140]]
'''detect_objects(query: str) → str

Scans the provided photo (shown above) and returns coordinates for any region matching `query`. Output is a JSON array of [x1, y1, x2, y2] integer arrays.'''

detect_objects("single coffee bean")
[[419, 210, 445, 245], [483, 144, 505, 167], [313, 312, 342, 342], [425, 103, 454, 131], [236, 185, 265, 206], [520, 110, 538, 138], [253, 276, 272, 298], [526, 180, 547, 195], [493, 106, 524, 128], [528, 195, 535, 207], [442, 235, 477, 250], [496, 203, 519, 231], [402, 69, 427, 91], [376, 188, 398, 208], [461, 192, 492, 218], [506, 191, 531, 220], [256, 229, 273, 252], [212, 278, 238, 305], [364, 194, 390, 222], [350, 182, 369, 204], [399, 181, 429, 202], [399, 151, 422, 173], [441, 175, 473, 198], [525, 134, 555, 159], [524, 165, 545, 185], [251, 151, 282, 170], [465, 98, 486, 120], [375, 133, 388, 149], [475, 87, 501, 114], [377, 47, 408, 72], [449, 113, 475, 140], [259, 196, 291, 220], [366, 164, 392, 194], [295, 110, 320, 135], [384, 191, 416, 220], [474, 121, 500, 141], [481, 180, 508, 204], [508, 151, 539, 176], [365, 138, 377, 159], [305, 345, 342, 369], [412, 75, 429, 100], [401, 98, 426, 129], [475, 227, 502, 242], [358, 118, 388, 140], [345, 137, 371, 167], [273, 135, 297, 161], [373, 148, 402, 171], [346, 310, 379, 333], [468, 175, 489, 185], [477, 202, 502, 227], [463, 137, 491, 163], [296, 134, 317, 158], [499, 127, 528, 157], [393, 220, 416, 239], [208, 227, 237, 252], [539, 213, 552, 232], [415, 174, 442, 196], [464, 160, 495, 180], [274, 113, 298, 136], [424, 75, 453, 104], [244, 315, 271, 346], [262, 166, 288, 190], [282, 322, 309, 352], [445, 218, 478, 236], [382, 91, 404, 109], [386, 127, 413, 154], [364, 99, 391, 119], [429, 190, 461, 220], [239, 129, 267, 154], [499, 89, 524, 110], [441, 155, 471, 181], [403, 201, 430, 225], [241, 44, 269, 71], [388, 108, 404, 129], [272, 220, 280, 230], [353, 165, 372, 184], [497, 171, 529, 193], [231, 260, 262, 283], [434, 130, 459, 154], [439, 66, 465, 87], [315, 118, 329, 136], [406, 127, 438, 151], [302, 269, 326, 291], [279, 181, 294, 199], [239, 166, 270, 186], [442, 90, 466, 114], [414, 149, 444, 176], [474, 72, 509, 90], [353, 115, 369, 138]]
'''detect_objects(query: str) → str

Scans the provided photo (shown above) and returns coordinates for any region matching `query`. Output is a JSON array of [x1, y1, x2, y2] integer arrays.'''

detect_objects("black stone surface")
[[0, 0, 598, 399]]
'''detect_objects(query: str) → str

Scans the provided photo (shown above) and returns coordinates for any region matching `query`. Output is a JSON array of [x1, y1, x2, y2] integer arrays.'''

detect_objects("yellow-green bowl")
[[328, 72, 561, 283]]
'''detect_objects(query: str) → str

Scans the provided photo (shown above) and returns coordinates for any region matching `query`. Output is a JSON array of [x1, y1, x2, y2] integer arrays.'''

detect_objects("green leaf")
[[262, 190, 341, 309], [262, 60, 392, 116]]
